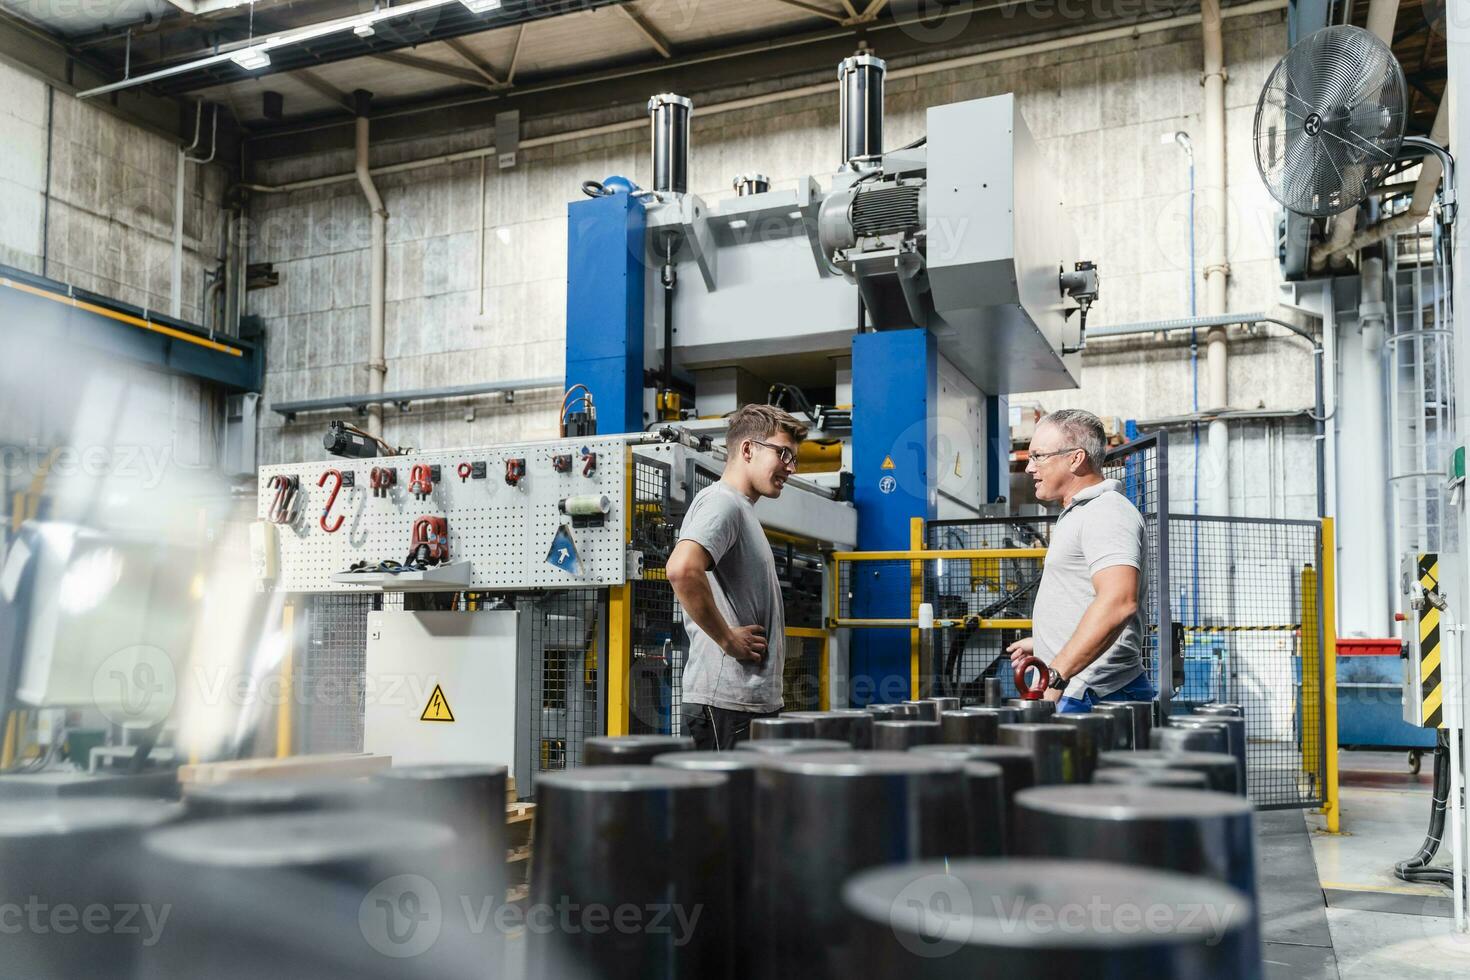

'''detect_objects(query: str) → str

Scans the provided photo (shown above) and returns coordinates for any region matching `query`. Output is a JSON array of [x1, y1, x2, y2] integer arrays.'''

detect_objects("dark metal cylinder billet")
[[865, 703, 907, 719], [1115, 700, 1156, 748], [913, 743, 1035, 854], [750, 716, 818, 740], [375, 764, 509, 907], [1094, 767, 1210, 789], [648, 93, 692, 194], [141, 812, 479, 980], [736, 738, 850, 756], [961, 761, 1006, 857], [1006, 698, 1057, 723], [1172, 714, 1247, 795], [754, 750, 966, 976], [1015, 785, 1259, 901], [873, 719, 942, 750], [984, 677, 1002, 706], [1051, 713, 1114, 782], [583, 734, 695, 765], [902, 699, 938, 720], [1090, 704, 1137, 748], [1099, 749, 1240, 795], [988, 705, 1021, 724], [732, 172, 770, 196], [1151, 723, 1230, 757], [927, 696, 962, 714], [940, 708, 999, 745], [653, 752, 764, 977], [1198, 703, 1245, 718], [529, 766, 733, 980], [782, 709, 874, 748], [998, 723, 1082, 784], [0, 799, 182, 979], [843, 859, 1263, 978], [838, 53, 885, 169], [185, 776, 375, 819]]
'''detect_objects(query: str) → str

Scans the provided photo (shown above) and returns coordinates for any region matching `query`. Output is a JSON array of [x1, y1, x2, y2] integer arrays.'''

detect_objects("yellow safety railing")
[[1300, 517, 1340, 832], [1321, 517, 1340, 832]]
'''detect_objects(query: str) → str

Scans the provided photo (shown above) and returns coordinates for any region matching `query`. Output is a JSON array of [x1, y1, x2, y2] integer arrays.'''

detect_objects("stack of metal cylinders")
[[1090, 704, 1138, 748], [1151, 723, 1229, 757], [925, 696, 961, 714], [1198, 703, 1245, 718], [939, 707, 1001, 745], [1052, 712, 1114, 781], [1006, 697, 1057, 723], [1094, 767, 1210, 789], [0, 799, 182, 979], [529, 766, 733, 979], [864, 703, 907, 720], [375, 764, 509, 902], [749, 716, 818, 740], [843, 859, 1262, 978], [140, 812, 478, 979], [1171, 714, 1247, 795], [1098, 749, 1240, 795], [583, 734, 695, 765], [901, 699, 939, 720], [736, 738, 849, 756], [752, 751, 967, 976], [912, 743, 1035, 853], [184, 777, 375, 819], [872, 719, 941, 750], [780, 709, 874, 747], [1014, 785, 1259, 902], [998, 723, 1082, 784], [653, 752, 765, 976]]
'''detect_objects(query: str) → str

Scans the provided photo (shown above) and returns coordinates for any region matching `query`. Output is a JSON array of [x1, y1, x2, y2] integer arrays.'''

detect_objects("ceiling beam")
[[617, 4, 672, 59], [370, 50, 495, 89], [294, 68, 357, 114], [771, 0, 847, 23], [443, 37, 502, 86], [506, 22, 526, 86]]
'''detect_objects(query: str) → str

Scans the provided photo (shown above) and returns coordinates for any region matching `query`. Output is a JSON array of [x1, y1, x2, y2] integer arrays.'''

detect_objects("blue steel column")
[[564, 185, 646, 434], [986, 394, 1008, 503], [850, 328, 937, 704]]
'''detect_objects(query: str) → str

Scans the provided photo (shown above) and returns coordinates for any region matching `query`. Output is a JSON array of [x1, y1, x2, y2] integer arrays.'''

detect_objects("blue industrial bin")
[[1336, 639, 1436, 749]]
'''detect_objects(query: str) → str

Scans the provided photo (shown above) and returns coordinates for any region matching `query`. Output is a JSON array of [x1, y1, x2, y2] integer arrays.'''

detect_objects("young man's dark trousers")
[[681, 702, 780, 751]]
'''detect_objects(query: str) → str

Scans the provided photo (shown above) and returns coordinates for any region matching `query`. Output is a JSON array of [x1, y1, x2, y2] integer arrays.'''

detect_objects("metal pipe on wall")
[[354, 94, 389, 440], [1201, 0, 1230, 516]]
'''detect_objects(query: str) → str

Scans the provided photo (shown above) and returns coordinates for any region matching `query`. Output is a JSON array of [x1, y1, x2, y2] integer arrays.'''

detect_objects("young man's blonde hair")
[[726, 404, 809, 448]]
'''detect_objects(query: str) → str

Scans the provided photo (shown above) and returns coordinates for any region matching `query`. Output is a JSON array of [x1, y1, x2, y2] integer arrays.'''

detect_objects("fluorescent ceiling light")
[[460, 0, 502, 11], [353, 22, 376, 37], [230, 46, 271, 71]]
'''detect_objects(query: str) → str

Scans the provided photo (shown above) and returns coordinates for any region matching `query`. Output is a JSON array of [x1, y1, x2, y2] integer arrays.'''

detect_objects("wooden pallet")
[[506, 800, 536, 897], [178, 753, 391, 786]]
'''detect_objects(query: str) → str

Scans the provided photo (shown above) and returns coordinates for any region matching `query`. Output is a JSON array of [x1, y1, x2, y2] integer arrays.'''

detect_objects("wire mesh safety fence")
[[298, 592, 402, 754], [1168, 515, 1326, 808], [527, 589, 603, 790], [628, 454, 684, 736], [1101, 433, 1170, 712]]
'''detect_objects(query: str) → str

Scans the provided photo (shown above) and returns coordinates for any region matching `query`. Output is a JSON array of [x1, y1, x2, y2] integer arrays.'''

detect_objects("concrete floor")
[[1289, 751, 1470, 979]]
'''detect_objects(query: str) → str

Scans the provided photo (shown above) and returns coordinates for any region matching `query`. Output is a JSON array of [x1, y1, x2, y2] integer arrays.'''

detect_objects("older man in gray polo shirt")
[[1007, 409, 1156, 713]]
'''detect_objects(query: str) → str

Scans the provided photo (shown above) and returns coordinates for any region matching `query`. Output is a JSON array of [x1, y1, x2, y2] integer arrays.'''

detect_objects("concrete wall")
[[248, 9, 1311, 516], [0, 61, 225, 486]]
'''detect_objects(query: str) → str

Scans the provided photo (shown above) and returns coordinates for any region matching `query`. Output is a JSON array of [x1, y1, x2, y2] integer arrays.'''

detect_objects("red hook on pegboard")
[[318, 469, 346, 533], [1013, 655, 1049, 701]]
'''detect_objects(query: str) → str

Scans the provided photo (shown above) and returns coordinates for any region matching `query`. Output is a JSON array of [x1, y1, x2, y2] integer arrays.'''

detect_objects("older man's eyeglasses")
[[751, 440, 798, 467], [1030, 446, 1084, 462]]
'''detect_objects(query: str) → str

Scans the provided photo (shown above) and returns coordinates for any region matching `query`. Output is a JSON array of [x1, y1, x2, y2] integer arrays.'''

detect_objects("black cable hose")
[[1395, 729, 1453, 886]]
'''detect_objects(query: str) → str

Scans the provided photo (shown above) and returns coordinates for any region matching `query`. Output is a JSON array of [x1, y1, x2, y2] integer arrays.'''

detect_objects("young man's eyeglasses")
[[1030, 446, 1084, 462], [750, 439, 798, 468]]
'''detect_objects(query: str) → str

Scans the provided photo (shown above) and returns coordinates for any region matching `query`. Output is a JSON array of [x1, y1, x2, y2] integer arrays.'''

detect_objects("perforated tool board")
[[257, 436, 630, 592]]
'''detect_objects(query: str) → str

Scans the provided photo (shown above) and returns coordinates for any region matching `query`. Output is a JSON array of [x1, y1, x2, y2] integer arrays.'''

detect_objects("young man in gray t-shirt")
[[1007, 409, 1156, 712], [667, 404, 807, 749]]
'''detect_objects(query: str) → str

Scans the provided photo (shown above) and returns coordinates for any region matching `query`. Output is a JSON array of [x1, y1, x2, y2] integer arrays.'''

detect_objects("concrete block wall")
[[250, 9, 1312, 516], [0, 61, 223, 477]]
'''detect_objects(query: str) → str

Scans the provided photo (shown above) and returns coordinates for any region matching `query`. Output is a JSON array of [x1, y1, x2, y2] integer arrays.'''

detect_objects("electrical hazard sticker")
[[420, 684, 455, 722], [881, 455, 896, 470]]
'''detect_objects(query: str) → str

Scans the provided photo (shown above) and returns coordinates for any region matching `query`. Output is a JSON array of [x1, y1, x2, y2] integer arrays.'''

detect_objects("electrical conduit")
[[1201, 0, 1231, 515], [355, 98, 388, 440]]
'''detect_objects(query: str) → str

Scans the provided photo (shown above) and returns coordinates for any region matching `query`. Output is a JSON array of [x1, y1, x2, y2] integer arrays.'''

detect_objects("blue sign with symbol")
[[879, 475, 897, 495], [547, 524, 581, 575]]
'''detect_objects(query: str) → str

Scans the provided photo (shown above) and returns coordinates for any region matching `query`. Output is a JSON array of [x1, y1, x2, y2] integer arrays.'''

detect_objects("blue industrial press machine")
[[563, 56, 1097, 705]]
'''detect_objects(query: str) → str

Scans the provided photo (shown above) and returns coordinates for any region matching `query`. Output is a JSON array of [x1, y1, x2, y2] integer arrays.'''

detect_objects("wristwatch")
[[1046, 667, 1069, 691]]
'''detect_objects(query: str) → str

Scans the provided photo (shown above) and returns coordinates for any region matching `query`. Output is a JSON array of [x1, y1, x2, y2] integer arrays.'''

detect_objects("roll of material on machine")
[[559, 494, 612, 517]]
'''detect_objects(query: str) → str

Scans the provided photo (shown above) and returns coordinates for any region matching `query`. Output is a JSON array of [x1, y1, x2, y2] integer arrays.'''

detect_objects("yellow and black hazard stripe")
[[1418, 553, 1446, 729]]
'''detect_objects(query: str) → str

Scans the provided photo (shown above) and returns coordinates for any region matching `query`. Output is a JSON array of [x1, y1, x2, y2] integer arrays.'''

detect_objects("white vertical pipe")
[[1359, 258, 1392, 629], [355, 113, 388, 440], [1201, 0, 1230, 514], [171, 149, 185, 318], [1448, 0, 1468, 931]]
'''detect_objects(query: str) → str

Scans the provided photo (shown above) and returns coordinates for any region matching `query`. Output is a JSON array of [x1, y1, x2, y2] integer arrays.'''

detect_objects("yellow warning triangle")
[[420, 684, 455, 722], [881, 455, 895, 470]]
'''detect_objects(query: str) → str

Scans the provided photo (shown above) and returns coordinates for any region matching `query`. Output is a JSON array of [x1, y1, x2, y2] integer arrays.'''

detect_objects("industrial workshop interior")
[[1, 0, 1469, 976]]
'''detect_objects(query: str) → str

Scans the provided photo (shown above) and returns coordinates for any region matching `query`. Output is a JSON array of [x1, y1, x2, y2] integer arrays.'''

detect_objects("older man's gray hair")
[[1041, 409, 1107, 471]]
